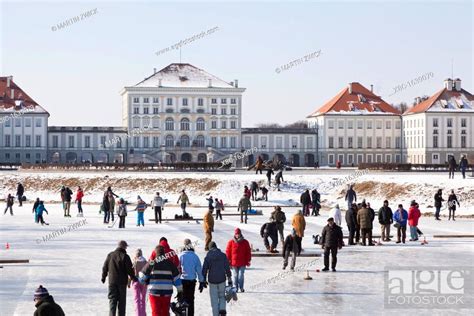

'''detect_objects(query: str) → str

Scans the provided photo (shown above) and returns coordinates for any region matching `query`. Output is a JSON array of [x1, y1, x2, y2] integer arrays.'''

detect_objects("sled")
[[0, 259, 29, 264]]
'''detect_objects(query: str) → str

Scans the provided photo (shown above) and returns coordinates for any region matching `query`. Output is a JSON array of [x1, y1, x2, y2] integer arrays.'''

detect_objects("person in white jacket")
[[330, 204, 342, 226]]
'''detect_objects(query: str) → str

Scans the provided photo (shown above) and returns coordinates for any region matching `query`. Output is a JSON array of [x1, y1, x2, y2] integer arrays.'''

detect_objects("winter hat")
[[137, 195, 142, 200], [208, 241, 217, 249], [335, 204, 339, 209], [384, 200, 389, 204], [291, 228, 296, 236], [118, 240, 128, 249], [327, 217, 334, 222], [135, 248, 143, 258], [183, 238, 192, 246], [34, 285, 49, 300], [156, 245, 165, 256], [234, 228, 242, 236], [410, 200, 416, 206]]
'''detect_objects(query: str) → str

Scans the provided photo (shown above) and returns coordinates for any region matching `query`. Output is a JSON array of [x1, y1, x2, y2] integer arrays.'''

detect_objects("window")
[[395, 121, 401, 129], [26, 135, 31, 147], [328, 120, 334, 129], [367, 121, 372, 129], [180, 118, 190, 131], [376, 137, 382, 148], [211, 98, 217, 104], [338, 121, 344, 129], [244, 136, 251, 148], [260, 137, 267, 149], [447, 130, 452, 134], [133, 107, 139, 114], [367, 137, 372, 148], [386, 137, 391, 148], [143, 97, 149, 103], [196, 118, 205, 131], [221, 120, 227, 129], [153, 136, 159, 147], [198, 98, 204, 106], [15, 118, 21, 127], [211, 108, 217, 115], [221, 137, 227, 148], [68, 136, 74, 148], [357, 120, 363, 129], [26, 153, 30, 160], [231, 121, 236, 129], [15, 135, 21, 147], [100, 136, 106, 147], [35, 119, 42, 127], [230, 137, 236, 148], [25, 118, 31, 127], [221, 108, 227, 115], [231, 108, 236, 115], [433, 136, 438, 148], [461, 130, 466, 134], [165, 135, 174, 147], [433, 129, 438, 134], [153, 97, 159, 104], [231, 98, 236, 104], [35, 135, 41, 147], [395, 137, 401, 149], [132, 117, 140, 128], [35, 153, 41, 162], [182, 98, 188, 106], [85, 136, 90, 148], [461, 136, 466, 148], [133, 137, 139, 148], [153, 107, 159, 114], [196, 135, 205, 147], [165, 118, 174, 130], [143, 137, 149, 148], [292, 137, 298, 149], [328, 137, 334, 148], [447, 135, 452, 148], [328, 154, 334, 165], [338, 137, 344, 148], [5, 119, 10, 127], [142, 117, 150, 128], [211, 121, 217, 129], [386, 121, 391, 129], [461, 118, 467, 127], [357, 137, 363, 148], [211, 137, 217, 147], [306, 137, 313, 149], [348, 121, 353, 129], [348, 137, 353, 148], [376, 120, 382, 129], [221, 98, 227, 104], [276, 137, 283, 149], [167, 98, 173, 106], [447, 118, 453, 127], [116, 139, 122, 148], [133, 97, 139, 103], [143, 107, 149, 114]]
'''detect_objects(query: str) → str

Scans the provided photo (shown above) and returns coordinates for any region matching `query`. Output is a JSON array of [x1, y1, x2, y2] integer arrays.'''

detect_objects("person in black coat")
[[102, 193, 111, 224], [311, 189, 321, 216], [447, 190, 460, 221], [434, 189, 444, 220], [345, 204, 357, 245], [102, 240, 137, 316], [250, 181, 258, 201], [300, 190, 312, 216], [260, 220, 279, 253], [282, 228, 301, 271], [448, 156, 457, 179], [33, 285, 65, 316], [320, 217, 343, 272], [16, 182, 24, 207], [266, 169, 274, 187]]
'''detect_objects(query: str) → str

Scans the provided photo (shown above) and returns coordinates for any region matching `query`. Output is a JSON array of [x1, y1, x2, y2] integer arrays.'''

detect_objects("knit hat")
[[34, 285, 49, 300], [184, 238, 192, 246], [118, 240, 128, 248], [234, 228, 242, 235], [135, 248, 142, 257], [335, 204, 339, 209], [327, 217, 334, 222], [208, 241, 217, 249]]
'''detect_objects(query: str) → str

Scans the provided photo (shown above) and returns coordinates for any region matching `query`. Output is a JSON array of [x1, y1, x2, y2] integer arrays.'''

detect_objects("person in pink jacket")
[[408, 201, 421, 241], [130, 249, 147, 316]]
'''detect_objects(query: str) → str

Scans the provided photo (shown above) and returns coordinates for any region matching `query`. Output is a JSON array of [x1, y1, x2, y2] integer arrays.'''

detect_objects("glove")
[[199, 281, 208, 293], [101, 278, 105, 284], [247, 262, 251, 267], [176, 291, 184, 303], [227, 279, 233, 287]]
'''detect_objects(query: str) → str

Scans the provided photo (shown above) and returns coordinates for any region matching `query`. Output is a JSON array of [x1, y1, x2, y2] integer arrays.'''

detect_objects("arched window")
[[196, 118, 205, 131], [196, 135, 205, 147], [180, 135, 190, 147], [165, 118, 174, 131], [132, 117, 140, 128], [143, 116, 151, 128], [152, 117, 160, 129], [165, 135, 174, 147], [181, 118, 190, 131]]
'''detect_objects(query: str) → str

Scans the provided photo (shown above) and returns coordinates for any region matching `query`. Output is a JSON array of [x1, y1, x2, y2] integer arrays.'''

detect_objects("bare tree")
[[393, 102, 409, 113], [255, 123, 282, 128], [284, 120, 308, 129]]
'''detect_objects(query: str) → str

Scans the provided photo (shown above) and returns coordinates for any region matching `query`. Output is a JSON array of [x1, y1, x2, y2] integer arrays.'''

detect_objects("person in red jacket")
[[243, 186, 251, 199], [225, 228, 251, 292], [75, 186, 84, 217], [149, 237, 180, 268], [408, 200, 421, 241]]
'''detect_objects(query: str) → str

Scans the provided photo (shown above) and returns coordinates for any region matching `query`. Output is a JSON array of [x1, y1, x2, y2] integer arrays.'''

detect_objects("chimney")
[[230, 81, 234, 87], [454, 78, 461, 91], [6, 76, 12, 88], [10, 89, 14, 99], [444, 78, 453, 91], [153, 68, 157, 74], [208, 79, 212, 88], [348, 83, 353, 94], [370, 84, 373, 93], [234, 79, 239, 88], [158, 79, 162, 87], [414, 97, 422, 105]]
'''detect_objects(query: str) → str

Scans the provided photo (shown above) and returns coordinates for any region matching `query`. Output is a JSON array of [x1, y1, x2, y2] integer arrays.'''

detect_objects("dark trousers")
[[449, 169, 455, 179], [256, 169, 262, 174], [355, 226, 360, 243], [118, 216, 126, 228], [215, 209, 222, 220], [461, 168, 466, 179], [154, 206, 162, 223], [108, 284, 127, 316], [302, 204, 310, 216], [323, 246, 338, 269], [182, 279, 196, 316], [4, 205, 13, 215], [347, 226, 356, 245], [276, 223, 284, 243], [397, 225, 407, 242], [311, 204, 320, 216], [449, 208, 456, 220], [104, 210, 110, 223], [17, 194, 23, 206], [361, 228, 373, 245], [263, 234, 278, 249], [240, 210, 248, 223], [251, 189, 258, 201], [38, 215, 45, 224], [77, 200, 83, 213], [435, 206, 441, 219]]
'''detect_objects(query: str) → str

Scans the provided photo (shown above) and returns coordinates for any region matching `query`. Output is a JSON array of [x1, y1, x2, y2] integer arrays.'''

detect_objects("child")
[[130, 249, 147, 316], [35, 201, 49, 225], [117, 198, 127, 228], [215, 198, 223, 220], [135, 196, 147, 227], [32, 198, 40, 223], [75, 187, 84, 217], [260, 187, 269, 201], [4, 194, 14, 215]]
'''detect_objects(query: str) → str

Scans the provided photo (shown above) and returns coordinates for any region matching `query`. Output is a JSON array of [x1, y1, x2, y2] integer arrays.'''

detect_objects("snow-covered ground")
[[1, 169, 473, 315]]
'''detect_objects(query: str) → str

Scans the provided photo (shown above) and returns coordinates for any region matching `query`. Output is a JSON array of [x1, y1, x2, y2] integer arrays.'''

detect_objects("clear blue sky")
[[1, 0, 472, 127]]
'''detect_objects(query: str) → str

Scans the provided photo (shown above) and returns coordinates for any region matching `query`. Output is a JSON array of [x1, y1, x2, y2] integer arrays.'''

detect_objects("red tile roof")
[[404, 87, 474, 114], [0, 76, 48, 114], [307, 82, 400, 117]]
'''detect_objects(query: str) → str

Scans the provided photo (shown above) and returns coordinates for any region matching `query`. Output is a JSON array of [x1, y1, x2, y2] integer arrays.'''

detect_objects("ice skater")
[[177, 190, 191, 218], [75, 186, 84, 217], [282, 228, 301, 271], [35, 201, 49, 225], [130, 249, 147, 316], [4, 193, 14, 215], [135, 196, 147, 227], [16, 182, 24, 207], [447, 190, 460, 221], [320, 217, 343, 272]]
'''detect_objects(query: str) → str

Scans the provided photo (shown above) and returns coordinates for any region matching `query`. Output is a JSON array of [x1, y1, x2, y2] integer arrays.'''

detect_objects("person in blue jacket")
[[35, 201, 49, 225], [32, 198, 40, 223], [179, 238, 205, 316], [393, 204, 408, 244]]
